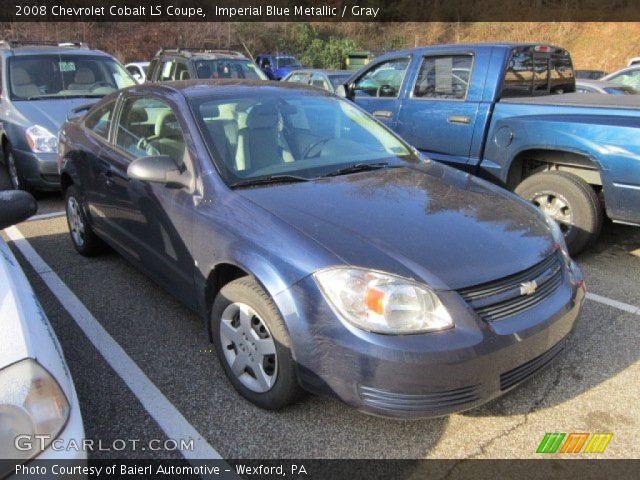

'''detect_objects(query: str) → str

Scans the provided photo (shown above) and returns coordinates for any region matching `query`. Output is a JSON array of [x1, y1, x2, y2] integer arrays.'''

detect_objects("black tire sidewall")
[[5, 144, 28, 191], [210, 277, 299, 410], [64, 185, 103, 256], [515, 172, 602, 254]]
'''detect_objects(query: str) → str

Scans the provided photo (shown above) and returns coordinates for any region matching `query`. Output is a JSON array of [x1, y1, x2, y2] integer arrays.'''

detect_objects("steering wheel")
[[136, 137, 149, 152], [376, 84, 395, 97], [89, 81, 111, 92], [301, 137, 332, 159]]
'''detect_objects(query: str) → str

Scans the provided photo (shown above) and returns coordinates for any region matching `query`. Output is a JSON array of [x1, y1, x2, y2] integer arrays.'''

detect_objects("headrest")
[[127, 107, 148, 123], [179, 70, 190, 80], [246, 104, 279, 129], [199, 103, 219, 118], [155, 110, 181, 138], [74, 67, 95, 85], [11, 67, 33, 86]]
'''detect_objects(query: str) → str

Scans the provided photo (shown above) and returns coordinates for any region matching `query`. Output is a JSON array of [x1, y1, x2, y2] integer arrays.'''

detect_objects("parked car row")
[[2, 38, 639, 441]]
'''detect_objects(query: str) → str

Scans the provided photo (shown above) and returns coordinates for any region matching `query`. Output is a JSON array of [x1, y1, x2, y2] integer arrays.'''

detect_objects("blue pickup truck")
[[342, 43, 640, 254]]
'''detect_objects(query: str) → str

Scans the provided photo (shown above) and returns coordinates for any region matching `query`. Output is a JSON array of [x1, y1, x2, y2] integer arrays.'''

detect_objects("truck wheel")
[[4, 142, 31, 192], [211, 277, 301, 410], [515, 171, 603, 255]]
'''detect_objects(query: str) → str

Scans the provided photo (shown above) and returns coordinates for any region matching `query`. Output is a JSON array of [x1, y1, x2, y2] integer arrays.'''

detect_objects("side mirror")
[[0, 190, 37, 230], [127, 155, 191, 189], [336, 83, 355, 100]]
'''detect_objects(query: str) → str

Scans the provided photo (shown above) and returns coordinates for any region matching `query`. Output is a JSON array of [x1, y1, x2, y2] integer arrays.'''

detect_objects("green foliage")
[[284, 23, 359, 69]]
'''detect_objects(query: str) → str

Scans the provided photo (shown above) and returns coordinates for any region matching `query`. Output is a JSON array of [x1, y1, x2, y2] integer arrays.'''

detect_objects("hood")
[[238, 164, 555, 290], [12, 97, 100, 132]]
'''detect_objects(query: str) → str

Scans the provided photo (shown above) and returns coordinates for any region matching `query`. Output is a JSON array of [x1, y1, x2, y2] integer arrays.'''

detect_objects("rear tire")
[[515, 171, 603, 255], [211, 277, 301, 410], [64, 185, 105, 256]]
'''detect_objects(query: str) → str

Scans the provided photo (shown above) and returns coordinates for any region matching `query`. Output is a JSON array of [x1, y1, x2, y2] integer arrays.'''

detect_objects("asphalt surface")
[[2, 177, 640, 460]]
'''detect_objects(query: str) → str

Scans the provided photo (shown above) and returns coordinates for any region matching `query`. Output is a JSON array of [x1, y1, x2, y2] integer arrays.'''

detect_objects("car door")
[[106, 94, 198, 305], [395, 53, 480, 170], [349, 57, 411, 128]]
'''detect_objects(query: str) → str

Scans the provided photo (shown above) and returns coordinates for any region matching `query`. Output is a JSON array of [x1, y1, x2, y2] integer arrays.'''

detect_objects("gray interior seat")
[[68, 67, 96, 90], [147, 110, 185, 164], [235, 105, 293, 172], [11, 68, 40, 98]]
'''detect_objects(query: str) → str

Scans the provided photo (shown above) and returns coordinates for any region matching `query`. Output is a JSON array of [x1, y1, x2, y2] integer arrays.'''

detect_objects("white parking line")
[[27, 210, 66, 221], [4, 225, 223, 463], [586, 292, 640, 315]]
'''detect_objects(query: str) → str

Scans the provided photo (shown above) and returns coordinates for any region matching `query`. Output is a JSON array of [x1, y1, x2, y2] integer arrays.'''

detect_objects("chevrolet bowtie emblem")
[[520, 280, 538, 296]]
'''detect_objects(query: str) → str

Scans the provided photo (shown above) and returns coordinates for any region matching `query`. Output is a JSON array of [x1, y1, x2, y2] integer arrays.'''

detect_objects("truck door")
[[395, 53, 482, 170], [349, 57, 411, 128]]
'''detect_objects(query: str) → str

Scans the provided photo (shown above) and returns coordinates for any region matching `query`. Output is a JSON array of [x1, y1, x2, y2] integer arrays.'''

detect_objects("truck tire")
[[515, 171, 603, 255]]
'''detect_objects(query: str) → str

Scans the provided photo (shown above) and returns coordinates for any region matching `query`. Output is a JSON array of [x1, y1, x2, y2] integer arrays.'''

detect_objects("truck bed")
[[501, 93, 640, 110]]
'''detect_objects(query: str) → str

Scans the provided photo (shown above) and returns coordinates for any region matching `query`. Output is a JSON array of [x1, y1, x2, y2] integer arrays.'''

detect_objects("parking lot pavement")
[[2, 192, 640, 460]]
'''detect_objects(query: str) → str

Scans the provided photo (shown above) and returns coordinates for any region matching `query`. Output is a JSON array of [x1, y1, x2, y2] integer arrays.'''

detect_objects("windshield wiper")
[[321, 162, 394, 178], [230, 174, 311, 189]]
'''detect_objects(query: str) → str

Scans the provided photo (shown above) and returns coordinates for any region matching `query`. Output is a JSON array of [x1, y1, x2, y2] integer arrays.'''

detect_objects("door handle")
[[373, 110, 393, 119], [447, 115, 471, 125]]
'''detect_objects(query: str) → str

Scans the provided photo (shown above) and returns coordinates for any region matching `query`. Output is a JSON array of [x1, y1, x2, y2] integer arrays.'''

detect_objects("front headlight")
[[0, 359, 70, 460], [314, 268, 453, 334], [25, 125, 58, 153]]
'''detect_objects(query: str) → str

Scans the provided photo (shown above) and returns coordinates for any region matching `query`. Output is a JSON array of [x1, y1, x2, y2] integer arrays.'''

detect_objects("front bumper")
[[278, 261, 585, 419], [12, 149, 60, 190]]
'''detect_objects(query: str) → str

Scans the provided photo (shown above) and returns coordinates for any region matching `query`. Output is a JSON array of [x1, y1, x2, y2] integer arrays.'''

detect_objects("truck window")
[[352, 58, 410, 98], [413, 55, 473, 100], [174, 61, 190, 81], [502, 46, 574, 98]]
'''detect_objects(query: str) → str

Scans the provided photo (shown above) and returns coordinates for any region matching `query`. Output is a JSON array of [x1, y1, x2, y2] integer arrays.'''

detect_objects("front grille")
[[359, 384, 479, 412], [458, 252, 563, 322], [500, 340, 566, 390]]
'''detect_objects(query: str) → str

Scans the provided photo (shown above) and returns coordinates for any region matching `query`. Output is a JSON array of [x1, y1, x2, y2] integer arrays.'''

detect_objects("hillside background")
[[1, 22, 638, 73]]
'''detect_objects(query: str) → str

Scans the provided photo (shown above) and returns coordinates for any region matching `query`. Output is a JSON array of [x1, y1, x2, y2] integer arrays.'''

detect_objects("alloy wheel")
[[66, 196, 86, 248], [531, 191, 574, 235], [219, 302, 278, 393]]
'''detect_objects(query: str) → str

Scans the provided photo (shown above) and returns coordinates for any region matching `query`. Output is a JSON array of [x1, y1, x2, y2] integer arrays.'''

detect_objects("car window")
[[276, 56, 301, 68], [194, 59, 266, 80], [608, 69, 640, 89], [190, 93, 414, 185], [174, 62, 190, 81], [413, 55, 473, 100], [353, 58, 410, 98], [84, 101, 116, 140], [115, 96, 186, 166], [158, 60, 175, 82], [310, 73, 329, 90], [328, 74, 351, 88], [286, 72, 310, 84], [8, 54, 135, 100]]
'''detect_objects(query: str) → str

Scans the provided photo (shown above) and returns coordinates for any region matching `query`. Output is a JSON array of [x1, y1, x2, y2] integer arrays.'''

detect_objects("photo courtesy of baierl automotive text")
[[0, 0, 639, 479]]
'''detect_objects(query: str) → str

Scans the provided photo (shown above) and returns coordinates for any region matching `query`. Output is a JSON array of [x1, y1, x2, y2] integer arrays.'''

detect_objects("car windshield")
[[8, 54, 135, 100], [190, 91, 417, 185], [194, 59, 267, 80], [277, 57, 301, 68], [329, 74, 351, 88], [604, 85, 637, 95]]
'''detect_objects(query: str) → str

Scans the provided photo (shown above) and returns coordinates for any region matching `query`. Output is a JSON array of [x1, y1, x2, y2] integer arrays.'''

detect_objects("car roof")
[[155, 49, 246, 60], [0, 41, 108, 57], [376, 42, 566, 58], [286, 69, 351, 76], [119, 79, 333, 99]]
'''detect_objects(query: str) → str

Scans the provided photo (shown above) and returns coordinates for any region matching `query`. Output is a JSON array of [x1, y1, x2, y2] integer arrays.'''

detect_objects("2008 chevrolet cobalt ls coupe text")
[[57, 80, 585, 418]]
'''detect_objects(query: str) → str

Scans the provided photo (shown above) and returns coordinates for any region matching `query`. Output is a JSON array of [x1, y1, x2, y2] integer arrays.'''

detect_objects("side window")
[[259, 57, 272, 69], [159, 60, 175, 82], [353, 58, 409, 98], [502, 48, 534, 97], [310, 73, 329, 90], [287, 73, 309, 84], [413, 55, 473, 100], [174, 62, 190, 81], [115, 96, 186, 166], [84, 101, 115, 140]]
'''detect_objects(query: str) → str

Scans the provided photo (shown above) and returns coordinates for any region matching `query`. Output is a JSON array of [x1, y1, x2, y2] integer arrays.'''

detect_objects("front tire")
[[515, 171, 603, 255], [4, 142, 30, 192], [211, 277, 301, 410], [65, 185, 105, 256]]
